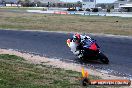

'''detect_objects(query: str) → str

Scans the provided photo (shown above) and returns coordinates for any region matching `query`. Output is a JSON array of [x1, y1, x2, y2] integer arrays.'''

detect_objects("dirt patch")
[[0, 48, 131, 87]]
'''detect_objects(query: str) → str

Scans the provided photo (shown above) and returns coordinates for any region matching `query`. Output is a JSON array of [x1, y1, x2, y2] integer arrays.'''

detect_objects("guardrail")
[[26, 10, 132, 17], [68, 11, 132, 17]]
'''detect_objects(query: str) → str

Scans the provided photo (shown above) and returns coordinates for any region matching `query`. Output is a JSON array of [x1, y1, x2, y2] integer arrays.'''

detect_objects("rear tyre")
[[98, 52, 109, 64]]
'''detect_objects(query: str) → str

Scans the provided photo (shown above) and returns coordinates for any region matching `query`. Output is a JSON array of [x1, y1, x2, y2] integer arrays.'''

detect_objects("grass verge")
[[0, 12, 132, 35], [0, 54, 104, 88], [0, 11, 132, 36], [0, 7, 45, 11]]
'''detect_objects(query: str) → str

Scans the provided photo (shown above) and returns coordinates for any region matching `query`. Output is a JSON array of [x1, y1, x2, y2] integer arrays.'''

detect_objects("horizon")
[[0, 0, 117, 4], [61, 0, 117, 3]]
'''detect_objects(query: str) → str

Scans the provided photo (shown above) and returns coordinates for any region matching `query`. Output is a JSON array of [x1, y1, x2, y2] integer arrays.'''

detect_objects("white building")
[[114, 0, 132, 12], [82, 0, 96, 10], [114, 0, 128, 11], [6, 4, 21, 7], [120, 3, 132, 12]]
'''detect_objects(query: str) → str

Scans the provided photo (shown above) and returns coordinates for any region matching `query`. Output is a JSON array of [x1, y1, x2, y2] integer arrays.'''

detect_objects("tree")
[[77, 1, 82, 8], [1, 0, 6, 5], [36, 1, 41, 7], [22, 0, 31, 7], [118, 0, 127, 1], [128, 0, 132, 2], [10, 1, 14, 6], [17, 0, 23, 7]]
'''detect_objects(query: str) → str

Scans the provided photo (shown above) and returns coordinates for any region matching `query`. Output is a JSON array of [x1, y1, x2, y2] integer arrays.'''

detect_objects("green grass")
[[0, 7, 46, 11], [0, 54, 104, 88], [0, 11, 132, 36]]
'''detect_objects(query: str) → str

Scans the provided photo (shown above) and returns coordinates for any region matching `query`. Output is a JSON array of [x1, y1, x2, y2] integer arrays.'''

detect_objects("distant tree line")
[[0, 0, 36, 7], [96, 3, 114, 9], [96, 3, 114, 12], [0, 0, 82, 8]]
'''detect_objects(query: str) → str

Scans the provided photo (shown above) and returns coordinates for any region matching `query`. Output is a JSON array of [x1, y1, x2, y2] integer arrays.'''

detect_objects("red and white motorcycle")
[[67, 36, 109, 64]]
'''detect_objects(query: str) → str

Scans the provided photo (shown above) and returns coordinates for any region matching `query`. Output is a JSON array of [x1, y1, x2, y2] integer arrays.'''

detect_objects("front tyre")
[[98, 52, 109, 64]]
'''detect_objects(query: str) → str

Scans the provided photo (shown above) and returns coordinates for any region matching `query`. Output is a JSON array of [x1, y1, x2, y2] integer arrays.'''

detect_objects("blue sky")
[[61, 0, 117, 3]]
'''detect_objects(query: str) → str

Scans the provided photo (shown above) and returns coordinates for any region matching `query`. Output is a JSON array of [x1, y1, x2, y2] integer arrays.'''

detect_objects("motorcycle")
[[67, 37, 109, 64]]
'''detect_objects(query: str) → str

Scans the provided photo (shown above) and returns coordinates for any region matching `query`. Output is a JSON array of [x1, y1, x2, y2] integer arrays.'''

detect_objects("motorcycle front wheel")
[[97, 52, 109, 64]]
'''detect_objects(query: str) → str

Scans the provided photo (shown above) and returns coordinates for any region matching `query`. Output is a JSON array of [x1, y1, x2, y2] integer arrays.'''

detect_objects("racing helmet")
[[73, 33, 81, 42]]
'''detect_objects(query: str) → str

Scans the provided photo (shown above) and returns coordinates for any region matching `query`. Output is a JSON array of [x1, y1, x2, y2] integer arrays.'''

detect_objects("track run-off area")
[[0, 29, 132, 79]]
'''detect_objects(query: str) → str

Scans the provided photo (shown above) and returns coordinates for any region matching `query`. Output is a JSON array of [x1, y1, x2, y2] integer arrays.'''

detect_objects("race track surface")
[[0, 30, 132, 78]]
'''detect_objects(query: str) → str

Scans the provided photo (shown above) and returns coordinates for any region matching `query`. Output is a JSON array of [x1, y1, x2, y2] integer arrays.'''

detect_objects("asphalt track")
[[0, 30, 132, 78]]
